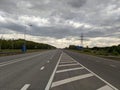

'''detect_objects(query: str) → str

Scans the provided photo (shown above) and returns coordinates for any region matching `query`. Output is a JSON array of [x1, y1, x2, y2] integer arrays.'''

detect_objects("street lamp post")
[[24, 25, 27, 46], [22, 24, 32, 53], [22, 25, 27, 53], [0, 35, 3, 52]]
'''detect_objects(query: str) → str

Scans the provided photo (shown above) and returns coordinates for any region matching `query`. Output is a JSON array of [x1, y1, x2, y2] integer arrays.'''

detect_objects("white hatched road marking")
[[60, 61, 77, 64], [49, 52, 118, 90], [51, 73, 93, 88], [45, 53, 63, 90], [56, 67, 84, 73], [97, 85, 113, 90], [69, 54, 119, 90], [58, 63, 79, 67], [20, 84, 30, 90]]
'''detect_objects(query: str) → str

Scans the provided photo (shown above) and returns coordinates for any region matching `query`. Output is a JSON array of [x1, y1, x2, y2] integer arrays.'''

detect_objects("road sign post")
[[22, 44, 26, 53]]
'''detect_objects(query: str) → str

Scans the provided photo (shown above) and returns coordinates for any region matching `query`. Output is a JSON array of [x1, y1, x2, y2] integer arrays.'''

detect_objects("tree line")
[[0, 39, 56, 50], [67, 44, 120, 56]]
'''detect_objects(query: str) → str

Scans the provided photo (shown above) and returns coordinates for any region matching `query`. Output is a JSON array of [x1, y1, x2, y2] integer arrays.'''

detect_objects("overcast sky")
[[0, 0, 120, 48]]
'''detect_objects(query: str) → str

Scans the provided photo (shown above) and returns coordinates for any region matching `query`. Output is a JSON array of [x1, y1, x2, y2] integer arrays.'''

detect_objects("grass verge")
[[70, 50, 120, 61]]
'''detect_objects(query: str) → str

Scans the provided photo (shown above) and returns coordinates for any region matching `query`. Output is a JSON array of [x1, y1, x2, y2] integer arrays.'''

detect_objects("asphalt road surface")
[[0, 50, 120, 90]]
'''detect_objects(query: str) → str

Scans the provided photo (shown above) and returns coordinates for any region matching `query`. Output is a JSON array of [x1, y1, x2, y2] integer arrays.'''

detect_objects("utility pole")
[[80, 33, 84, 47]]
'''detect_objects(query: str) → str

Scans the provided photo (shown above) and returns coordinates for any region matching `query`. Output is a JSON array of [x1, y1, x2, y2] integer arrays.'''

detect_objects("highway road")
[[0, 50, 120, 90]]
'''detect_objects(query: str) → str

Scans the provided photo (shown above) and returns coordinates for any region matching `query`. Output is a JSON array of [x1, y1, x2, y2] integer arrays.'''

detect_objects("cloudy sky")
[[0, 0, 120, 48]]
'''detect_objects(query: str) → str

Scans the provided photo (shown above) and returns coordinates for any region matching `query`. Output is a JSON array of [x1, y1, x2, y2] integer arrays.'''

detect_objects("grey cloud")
[[67, 0, 87, 8], [85, 31, 106, 37], [0, 0, 18, 13], [0, 0, 120, 47]]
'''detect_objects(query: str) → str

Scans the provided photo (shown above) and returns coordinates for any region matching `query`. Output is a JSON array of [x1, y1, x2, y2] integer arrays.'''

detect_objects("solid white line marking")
[[21, 84, 30, 90], [58, 63, 79, 67], [40, 66, 45, 71], [97, 85, 113, 90], [51, 73, 93, 88], [56, 67, 84, 73], [67, 53, 119, 90], [110, 65, 116, 68], [45, 53, 63, 90], [0, 53, 42, 67]]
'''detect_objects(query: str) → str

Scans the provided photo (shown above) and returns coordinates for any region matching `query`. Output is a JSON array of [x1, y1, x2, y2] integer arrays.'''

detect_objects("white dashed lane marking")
[[45, 53, 63, 90], [40, 66, 45, 71], [20, 84, 30, 90]]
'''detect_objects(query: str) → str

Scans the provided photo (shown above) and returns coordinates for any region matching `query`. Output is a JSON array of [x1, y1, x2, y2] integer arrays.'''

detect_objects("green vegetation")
[[67, 45, 120, 61], [0, 39, 56, 52]]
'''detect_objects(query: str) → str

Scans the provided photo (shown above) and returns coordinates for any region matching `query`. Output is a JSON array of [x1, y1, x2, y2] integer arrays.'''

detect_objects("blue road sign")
[[22, 44, 27, 53]]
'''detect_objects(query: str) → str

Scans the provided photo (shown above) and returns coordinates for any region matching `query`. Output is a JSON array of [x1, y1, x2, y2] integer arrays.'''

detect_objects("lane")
[[65, 50, 120, 89], [0, 50, 62, 90], [45, 52, 62, 90], [0, 51, 47, 63], [0, 53, 43, 67]]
